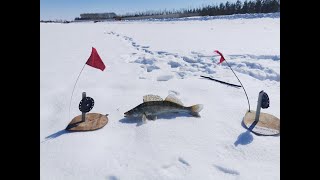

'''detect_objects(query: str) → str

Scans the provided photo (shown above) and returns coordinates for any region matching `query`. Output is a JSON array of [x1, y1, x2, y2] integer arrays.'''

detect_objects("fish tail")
[[189, 104, 203, 117]]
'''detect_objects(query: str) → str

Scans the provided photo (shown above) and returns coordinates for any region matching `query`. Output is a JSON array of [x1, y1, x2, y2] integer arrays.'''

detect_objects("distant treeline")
[[40, 0, 280, 22], [40, 20, 71, 23], [120, 0, 280, 18]]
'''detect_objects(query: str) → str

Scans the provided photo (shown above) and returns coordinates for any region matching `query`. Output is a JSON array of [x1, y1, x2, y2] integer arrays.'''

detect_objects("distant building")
[[76, 13, 117, 20]]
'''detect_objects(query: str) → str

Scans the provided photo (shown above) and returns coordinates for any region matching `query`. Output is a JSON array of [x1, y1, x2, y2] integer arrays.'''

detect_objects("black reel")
[[79, 97, 94, 113], [261, 92, 270, 109]]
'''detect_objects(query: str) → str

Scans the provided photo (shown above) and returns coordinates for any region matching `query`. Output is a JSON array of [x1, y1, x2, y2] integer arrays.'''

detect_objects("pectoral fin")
[[142, 113, 148, 123]]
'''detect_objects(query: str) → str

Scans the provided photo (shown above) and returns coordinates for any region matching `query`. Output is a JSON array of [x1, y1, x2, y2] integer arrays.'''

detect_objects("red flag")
[[86, 47, 106, 71], [214, 50, 225, 64]]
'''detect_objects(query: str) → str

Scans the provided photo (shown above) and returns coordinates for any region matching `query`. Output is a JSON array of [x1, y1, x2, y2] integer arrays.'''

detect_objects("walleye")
[[124, 94, 203, 123]]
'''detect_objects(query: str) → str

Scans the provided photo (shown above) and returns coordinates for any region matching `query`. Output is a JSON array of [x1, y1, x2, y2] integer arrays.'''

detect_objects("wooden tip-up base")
[[66, 113, 108, 132], [243, 111, 280, 136]]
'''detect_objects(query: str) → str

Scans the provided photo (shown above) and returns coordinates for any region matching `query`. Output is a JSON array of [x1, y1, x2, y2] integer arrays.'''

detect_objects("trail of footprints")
[[107, 31, 279, 82]]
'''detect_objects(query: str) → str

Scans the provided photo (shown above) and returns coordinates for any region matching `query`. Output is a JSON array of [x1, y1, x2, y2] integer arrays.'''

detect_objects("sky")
[[40, 0, 240, 20]]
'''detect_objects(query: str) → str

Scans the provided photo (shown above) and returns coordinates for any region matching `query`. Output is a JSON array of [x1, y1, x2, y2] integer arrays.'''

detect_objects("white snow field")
[[40, 13, 279, 180]]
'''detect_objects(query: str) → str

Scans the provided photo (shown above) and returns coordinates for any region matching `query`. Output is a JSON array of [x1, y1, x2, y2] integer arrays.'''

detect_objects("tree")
[[271, 0, 280, 12], [219, 3, 225, 15], [248, 1, 256, 13], [230, 3, 236, 14], [225, 1, 231, 15], [255, 0, 262, 13], [242, 0, 249, 13], [235, 0, 243, 14]]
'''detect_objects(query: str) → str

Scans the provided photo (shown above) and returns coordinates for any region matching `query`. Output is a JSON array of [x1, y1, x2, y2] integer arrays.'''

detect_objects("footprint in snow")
[[178, 157, 190, 166], [157, 75, 174, 81], [213, 164, 240, 176]]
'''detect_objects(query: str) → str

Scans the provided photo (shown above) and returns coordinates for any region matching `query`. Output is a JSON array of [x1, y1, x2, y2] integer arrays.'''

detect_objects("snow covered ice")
[[41, 13, 280, 180]]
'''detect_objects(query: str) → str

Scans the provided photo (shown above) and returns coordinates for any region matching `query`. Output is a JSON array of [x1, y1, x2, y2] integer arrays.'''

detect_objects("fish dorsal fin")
[[143, 94, 163, 102], [164, 94, 183, 106]]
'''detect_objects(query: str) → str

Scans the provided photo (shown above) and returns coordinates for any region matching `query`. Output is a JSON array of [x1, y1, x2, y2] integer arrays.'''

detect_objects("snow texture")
[[41, 13, 279, 180]]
